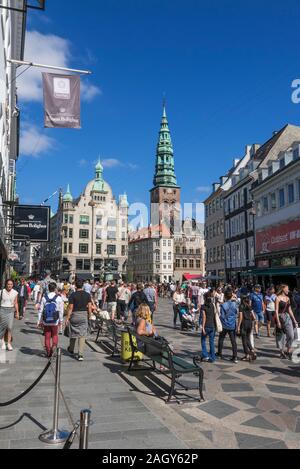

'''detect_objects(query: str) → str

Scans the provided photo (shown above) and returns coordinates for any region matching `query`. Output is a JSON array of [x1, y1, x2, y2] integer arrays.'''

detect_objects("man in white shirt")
[[173, 287, 186, 328], [117, 283, 132, 322], [83, 280, 93, 295], [198, 282, 209, 308]]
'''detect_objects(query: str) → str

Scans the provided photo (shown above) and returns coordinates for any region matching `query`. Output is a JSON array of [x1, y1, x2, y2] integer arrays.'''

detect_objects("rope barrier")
[[0, 359, 52, 407], [62, 422, 80, 450]]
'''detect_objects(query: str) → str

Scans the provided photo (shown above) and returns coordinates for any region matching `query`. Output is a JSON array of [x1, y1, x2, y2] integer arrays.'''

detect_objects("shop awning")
[[254, 267, 300, 277], [183, 273, 204, 281], [76, 273, 94, 281]]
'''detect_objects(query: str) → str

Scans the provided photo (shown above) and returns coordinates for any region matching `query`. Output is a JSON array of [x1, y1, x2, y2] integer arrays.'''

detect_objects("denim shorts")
[[254, 311, 264, 322]]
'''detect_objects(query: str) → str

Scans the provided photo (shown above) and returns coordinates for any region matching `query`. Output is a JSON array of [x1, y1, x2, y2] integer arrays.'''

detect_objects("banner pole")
[[7, 59, 92, 75]]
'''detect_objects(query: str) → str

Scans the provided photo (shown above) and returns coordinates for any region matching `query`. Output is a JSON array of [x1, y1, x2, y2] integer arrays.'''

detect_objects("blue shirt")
[[220, 301, 238, 331], [250, 293, 264, 313]]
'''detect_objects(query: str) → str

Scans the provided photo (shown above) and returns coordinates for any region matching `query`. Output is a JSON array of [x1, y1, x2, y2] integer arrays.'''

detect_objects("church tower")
[[150, 104, 181, 234]]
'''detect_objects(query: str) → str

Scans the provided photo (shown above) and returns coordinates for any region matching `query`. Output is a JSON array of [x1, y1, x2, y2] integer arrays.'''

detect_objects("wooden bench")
[[95, 319, 123, 357], [127, 327, 205, 404]]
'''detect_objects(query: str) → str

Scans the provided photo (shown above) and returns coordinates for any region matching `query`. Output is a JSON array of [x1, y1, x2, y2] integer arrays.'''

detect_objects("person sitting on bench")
[[136, 304, 158, 338]]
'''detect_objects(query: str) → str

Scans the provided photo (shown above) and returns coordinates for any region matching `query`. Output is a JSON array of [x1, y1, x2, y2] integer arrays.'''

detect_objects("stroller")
[[178, 303, 196, 331]]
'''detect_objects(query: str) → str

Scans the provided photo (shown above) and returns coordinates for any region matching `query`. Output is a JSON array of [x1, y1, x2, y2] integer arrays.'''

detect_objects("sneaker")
[[201, 357, 210, 363], [77, 355, 84, 362], [1, 340, 6, 351], [7, 344, 13, 352], [231, 358, 238, 364]]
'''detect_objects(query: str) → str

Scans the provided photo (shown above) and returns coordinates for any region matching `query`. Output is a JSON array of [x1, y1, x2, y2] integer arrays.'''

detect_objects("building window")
[[182, 259, 187, 268], [189, 259, 194, 269], [76, 259, 83, 270], [279, 188, 285, 208], [189, 248, 194, 255], [175, 246, 180, 254], [69, 243, 73, 254], [64, 215, 68, 224], [279, 158, 285, 169], [63, 228, 68, 238], [163, 240, 167, 247], [96, 216, 102, 226], [107, 245, 116, 256], [168, 252, 172, 261], [108, 218, 117, 227], [64, 243, 67, 254], [196, 259, 201, 269], [69, 215, 74, 224], [79, 229, 89, 239], [122, 232, 126, 241], [80, 215, 89, 225], [79, 244, 89, 254], [121, 245, 126, 256], [96, 244, 101, 255], [271, 192, 276, 211], [182, 247, 187, 254], [69, 228, 73, 238], [288, 184, 295, 204], [176, 259, 180, 268], [263, 196, 269, 214], [293, 147, 299, 160], [94, 259, 102, 271], [107, 231, 116, 240]]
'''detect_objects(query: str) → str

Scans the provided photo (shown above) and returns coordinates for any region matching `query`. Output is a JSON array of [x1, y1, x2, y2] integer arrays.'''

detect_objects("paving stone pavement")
[[1, 299, 300, 449]]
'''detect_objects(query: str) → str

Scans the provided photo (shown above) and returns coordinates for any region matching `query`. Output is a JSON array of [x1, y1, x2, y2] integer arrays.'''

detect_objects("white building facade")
[[39, 162, 129, 281], [253, 141, 300, 288], [128, 225, 174, 283], [0, 0, 27, 280]]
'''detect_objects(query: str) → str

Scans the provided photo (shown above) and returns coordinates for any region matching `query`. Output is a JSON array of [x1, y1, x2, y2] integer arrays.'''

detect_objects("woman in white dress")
[[0, 279, 19, 351]]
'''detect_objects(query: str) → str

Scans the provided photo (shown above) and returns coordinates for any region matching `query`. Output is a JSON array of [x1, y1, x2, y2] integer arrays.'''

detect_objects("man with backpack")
[[128, 283, 150, 325], [38, 283, 64, 358]]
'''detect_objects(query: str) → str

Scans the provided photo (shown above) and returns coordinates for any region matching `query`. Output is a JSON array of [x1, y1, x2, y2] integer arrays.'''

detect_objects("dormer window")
[[279, 158, 285, 169]]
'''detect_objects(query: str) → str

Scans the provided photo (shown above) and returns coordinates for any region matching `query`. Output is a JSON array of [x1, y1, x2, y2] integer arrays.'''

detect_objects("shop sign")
[[256, 219, 300, 255]]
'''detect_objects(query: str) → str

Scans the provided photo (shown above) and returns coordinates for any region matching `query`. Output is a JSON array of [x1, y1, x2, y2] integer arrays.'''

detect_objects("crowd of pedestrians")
[[1, 274, 300, 366], [172, 280, 300, 363]]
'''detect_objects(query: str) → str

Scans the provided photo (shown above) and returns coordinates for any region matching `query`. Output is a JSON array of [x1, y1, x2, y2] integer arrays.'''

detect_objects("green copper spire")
[[63, 184, 73, 203], [92, 159, 105, 192], [153, 104, 178, 187]]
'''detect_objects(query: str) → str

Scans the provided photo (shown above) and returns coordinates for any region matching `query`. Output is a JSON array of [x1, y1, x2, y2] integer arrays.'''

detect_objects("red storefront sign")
[[256, 219, 300, 255]]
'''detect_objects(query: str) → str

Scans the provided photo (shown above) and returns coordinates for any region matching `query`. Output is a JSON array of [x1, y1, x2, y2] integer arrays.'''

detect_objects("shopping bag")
[[294, 328, 300, 342], [215, 313, 223, 334]]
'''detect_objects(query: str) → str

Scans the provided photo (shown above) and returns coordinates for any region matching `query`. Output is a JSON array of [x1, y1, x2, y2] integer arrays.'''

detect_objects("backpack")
[[42, 295, 59, 325]]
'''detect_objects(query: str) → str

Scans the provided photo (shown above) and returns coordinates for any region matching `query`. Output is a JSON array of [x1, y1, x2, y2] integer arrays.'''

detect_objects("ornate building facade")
[[39, 162, 129, 281]]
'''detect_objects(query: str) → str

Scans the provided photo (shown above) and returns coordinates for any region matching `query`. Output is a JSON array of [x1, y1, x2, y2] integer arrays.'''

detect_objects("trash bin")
[[121, 331, 143, 362]]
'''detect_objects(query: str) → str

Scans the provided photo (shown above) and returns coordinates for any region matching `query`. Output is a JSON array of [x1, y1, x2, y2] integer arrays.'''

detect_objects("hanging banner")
[[42, 73, 81, 129], [13, 205, 50, 242]]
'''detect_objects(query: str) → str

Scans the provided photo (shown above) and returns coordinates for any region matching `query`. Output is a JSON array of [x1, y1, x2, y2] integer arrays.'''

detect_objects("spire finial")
[[163, 93, 167, 118]]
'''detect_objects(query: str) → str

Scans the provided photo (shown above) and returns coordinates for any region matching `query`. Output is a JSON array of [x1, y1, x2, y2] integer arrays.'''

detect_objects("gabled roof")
[[253, 125, 288, 161]]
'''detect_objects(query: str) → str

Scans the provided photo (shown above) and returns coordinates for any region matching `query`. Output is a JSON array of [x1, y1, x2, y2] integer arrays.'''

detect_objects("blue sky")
[[17, 0, 300, 221]]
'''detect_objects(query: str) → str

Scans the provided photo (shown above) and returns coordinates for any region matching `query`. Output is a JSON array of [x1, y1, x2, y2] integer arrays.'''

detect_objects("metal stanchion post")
[[79, 409, 91, 449], [39, 348, 69, 445]]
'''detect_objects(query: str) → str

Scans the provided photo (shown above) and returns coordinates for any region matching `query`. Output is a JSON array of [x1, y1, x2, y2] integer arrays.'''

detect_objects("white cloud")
[[196, 186, 211, 193], [81, 82, 102, 102], [102, 159, 122, 168], [18, 30, 101, 103], [101, 159, 139, 170], [20, 124, 55, 157]]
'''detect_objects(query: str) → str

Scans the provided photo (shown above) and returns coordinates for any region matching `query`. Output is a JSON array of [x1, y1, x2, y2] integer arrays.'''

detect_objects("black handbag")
[[64, 325, 70, 338]]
